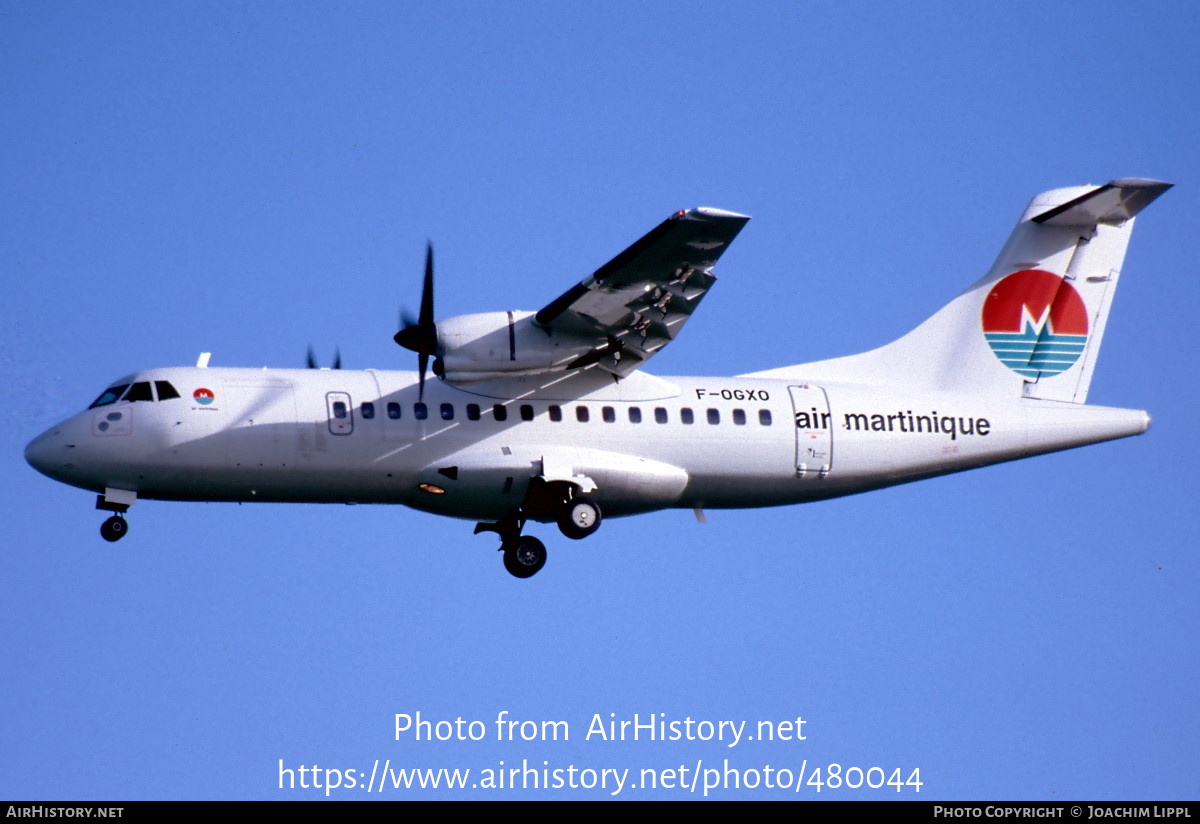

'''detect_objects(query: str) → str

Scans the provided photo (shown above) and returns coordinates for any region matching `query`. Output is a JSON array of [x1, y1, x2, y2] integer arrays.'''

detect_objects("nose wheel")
[[100, 515, 128, 543]]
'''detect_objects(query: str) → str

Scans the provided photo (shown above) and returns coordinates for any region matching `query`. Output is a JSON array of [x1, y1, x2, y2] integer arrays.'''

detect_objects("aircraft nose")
[[25, 424, 75, 480], [25, 428, 57, 475]]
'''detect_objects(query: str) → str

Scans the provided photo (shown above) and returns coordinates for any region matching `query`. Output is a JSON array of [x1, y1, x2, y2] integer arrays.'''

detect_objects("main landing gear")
[[502, 535, 546, 579], [476, 493, 603, 579], [557, 495, 602, 540], [475, 517, 545, 579]]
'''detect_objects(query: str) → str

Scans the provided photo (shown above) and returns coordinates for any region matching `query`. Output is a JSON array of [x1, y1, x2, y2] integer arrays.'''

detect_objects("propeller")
[[306, 346, 342, 370], [393, 242, 439, 400]]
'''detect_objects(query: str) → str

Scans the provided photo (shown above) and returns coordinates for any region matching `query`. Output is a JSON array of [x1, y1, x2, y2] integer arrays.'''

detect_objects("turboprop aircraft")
[[25, 178, 1170, 578]]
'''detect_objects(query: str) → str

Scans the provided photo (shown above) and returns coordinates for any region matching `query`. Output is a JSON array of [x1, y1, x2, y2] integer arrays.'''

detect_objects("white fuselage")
[[25, 365, 1149, 523]]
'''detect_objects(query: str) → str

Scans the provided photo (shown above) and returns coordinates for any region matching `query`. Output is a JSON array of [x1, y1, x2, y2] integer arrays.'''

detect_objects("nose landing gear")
[[95, 490, 136, 543], [100, 515, 128, 542]]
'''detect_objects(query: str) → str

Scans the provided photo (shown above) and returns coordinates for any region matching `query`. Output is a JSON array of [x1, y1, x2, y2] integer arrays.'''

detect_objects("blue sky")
[[3, 2, 1197, 800]]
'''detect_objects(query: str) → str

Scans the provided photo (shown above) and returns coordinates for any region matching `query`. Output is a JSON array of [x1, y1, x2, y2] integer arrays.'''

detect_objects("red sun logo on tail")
[[981, 269, 1089, 380]]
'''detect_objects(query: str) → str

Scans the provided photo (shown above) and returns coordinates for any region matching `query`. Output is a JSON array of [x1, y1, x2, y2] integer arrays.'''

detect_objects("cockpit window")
[[89, 384, 130, 409], [125, 382, 154, 402], [88, 379, 183, 408]]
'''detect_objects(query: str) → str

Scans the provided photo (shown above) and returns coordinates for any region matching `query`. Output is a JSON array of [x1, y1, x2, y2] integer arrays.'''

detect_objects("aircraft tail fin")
[[747, 178, 1171, 403]]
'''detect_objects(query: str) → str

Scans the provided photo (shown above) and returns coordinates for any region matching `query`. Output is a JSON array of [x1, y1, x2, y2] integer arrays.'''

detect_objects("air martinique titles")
[[796, 406, 991, 441]]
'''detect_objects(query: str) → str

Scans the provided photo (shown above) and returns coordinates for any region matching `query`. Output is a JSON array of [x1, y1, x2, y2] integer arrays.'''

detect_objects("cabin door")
[[788, 384, 832, 477]]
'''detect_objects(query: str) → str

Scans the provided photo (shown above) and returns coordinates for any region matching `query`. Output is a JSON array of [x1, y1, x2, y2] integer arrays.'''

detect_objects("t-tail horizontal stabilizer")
[[1031, 178, 1173, 226]]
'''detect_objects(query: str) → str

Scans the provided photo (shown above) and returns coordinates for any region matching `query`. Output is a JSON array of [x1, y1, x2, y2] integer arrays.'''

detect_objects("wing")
[[534, 207, 750, 377]]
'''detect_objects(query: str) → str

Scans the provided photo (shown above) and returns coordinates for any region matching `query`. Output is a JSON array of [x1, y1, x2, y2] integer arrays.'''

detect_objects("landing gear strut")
[[100, 515, 128, 543]]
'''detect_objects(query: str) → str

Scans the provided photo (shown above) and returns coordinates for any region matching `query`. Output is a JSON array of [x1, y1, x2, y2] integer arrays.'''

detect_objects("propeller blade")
[[394, 242, 440, 400], [420, 242, 434, 327], [306, 346, 343, 369]]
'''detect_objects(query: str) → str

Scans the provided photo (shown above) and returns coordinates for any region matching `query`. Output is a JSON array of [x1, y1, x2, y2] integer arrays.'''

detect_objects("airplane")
[[25, 178, 1171, 578]]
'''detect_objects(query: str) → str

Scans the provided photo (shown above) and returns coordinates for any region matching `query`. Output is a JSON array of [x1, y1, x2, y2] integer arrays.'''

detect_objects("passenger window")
[[125, 382, 154, 403], [441, 403, 454, 420], [154, 381, 181, 401], [387, 402, 402, 419], [493, 404, 508, 422], [707, 408, 720, 425], [602, 406, 616, 423], [332, 401, 348, 419], [733, 408, 746, 425], [681, 408, 694, 425], [89, 384, 130, 409], [467, 404, 481, 421], [520, 404, 534, 421], [361, 402, 375, 419], [576, 406, 589, 423], [549, 405, 562, 422], [654, 407, 668, 424], [414, 402, 428, 420], [759, 409, 772, 426], [629, 407, 642, 424]]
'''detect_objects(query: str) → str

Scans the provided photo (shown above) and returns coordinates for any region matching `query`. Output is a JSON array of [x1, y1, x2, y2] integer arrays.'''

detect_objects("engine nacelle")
[[435, 311, 599, 383]]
